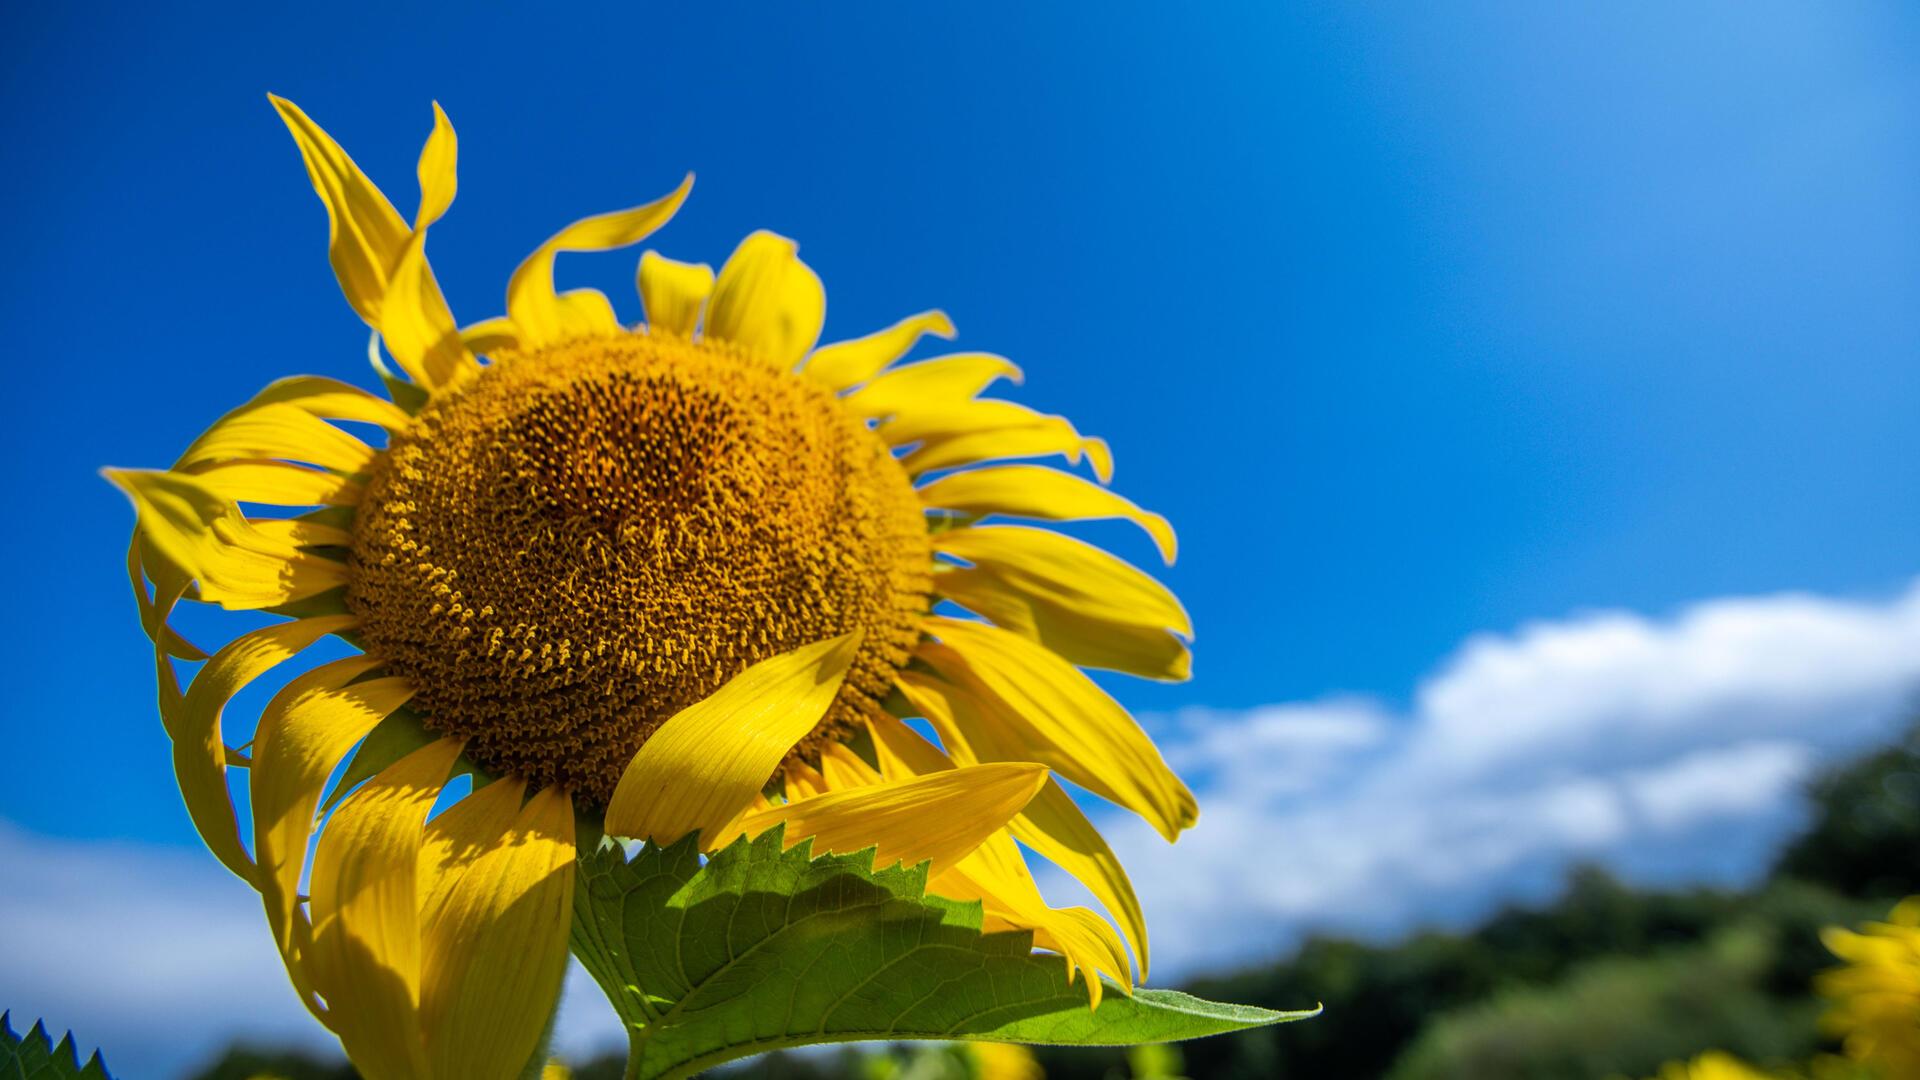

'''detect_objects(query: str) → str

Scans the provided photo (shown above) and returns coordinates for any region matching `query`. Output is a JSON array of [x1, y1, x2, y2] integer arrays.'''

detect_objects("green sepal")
[[924, 510, 981, 535], [571, 826, 1314, 1080], [295, 504, 359, 533], [263, 584, 352, 620], [367, 327, 430, 415], [381, 374, 431, 415], [0, 1013, 113, 1080], [320, 704, 493, 813]]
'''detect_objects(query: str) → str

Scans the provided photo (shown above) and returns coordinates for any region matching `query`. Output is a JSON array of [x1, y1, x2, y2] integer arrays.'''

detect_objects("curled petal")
[[714, 763, 1048, 878], [804, 310, 954, 392], [505, 176, 693, 348], [915, 619, 1196, 843], [606, 633, 861, 845], [917, 465, 1176, 564], [269, 95, 409, 326]]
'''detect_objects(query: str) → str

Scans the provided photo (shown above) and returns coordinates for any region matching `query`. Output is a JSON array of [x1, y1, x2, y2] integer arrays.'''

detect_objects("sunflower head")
[[1819, 897, 1920, 1076], [111, 96, 1196, 1080], [349, 329, 932, 803], [1647, 1052, 1779, 1080]]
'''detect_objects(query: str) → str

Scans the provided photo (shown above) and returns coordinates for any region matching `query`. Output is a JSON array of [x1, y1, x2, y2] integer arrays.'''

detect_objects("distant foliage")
[[1033, 870, 1747, 1080], [1774, 723, 1920, 900], [182, 1044, 355, 1080], [1385, 923, 1816, 1080]]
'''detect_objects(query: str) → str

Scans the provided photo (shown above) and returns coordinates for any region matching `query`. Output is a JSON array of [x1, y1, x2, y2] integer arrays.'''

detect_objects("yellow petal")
[[245, 516, 355, 551], [132, 553, 194, 774], [929, 549, 1182, 676], [703, 231, 826, 369], [107, 468, 349, 609], [377, 103, 478, 392], [932, 847, 1131, 1006], [418, 783, 576, 1080], [127, 533, 205, 662], [816, 741, 880, 791], [186, 461, 365, 508], [935, 526, 1188, 634], [878, 399, 1053, 447], [1021, 905, 1132, 1005], [715, 763, 1048, 877], [380, 241, 475, 391], [783, 757, 831, 801], [416, 776, 524, 926], [170, 615, 356, 883], [869, 709, 1149, 980], [251, 655, 413, 1010], [176, 402, 378, 476], [803, 310, 956, 392], [505, 175, 694, 348], [414, 102, 457, 227], [230, 376, 414, 432], [460, 317, 521, 357], [915, 619, 1197, 843], [906, 420, 1113, 483], [851, 726, 1029, 889], [637, 251, 715, 337], [604, 633, 861, 845], [269, 98, 469, 390], [270, 95, 410, 326], [842, 354, 1022, 420], [917, 465, 1176, 564], [308, 737, 461, 1079]]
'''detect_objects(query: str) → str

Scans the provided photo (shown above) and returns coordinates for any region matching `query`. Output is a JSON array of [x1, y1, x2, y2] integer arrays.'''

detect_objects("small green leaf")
[[0, 1012, 114, 1080], [381, 373, 431, 415], [570, 828, 1314, 1080]]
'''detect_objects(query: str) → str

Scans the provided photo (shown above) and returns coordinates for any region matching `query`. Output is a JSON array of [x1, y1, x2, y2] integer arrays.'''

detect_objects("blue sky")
[[6, 3, 1920, 1075]]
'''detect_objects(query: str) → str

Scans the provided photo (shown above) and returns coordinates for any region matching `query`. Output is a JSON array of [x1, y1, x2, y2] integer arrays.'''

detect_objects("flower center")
[[347, 332, 932, 805]]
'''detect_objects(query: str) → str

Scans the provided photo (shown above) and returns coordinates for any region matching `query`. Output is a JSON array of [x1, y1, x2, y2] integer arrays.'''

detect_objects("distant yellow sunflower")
[[112, 98, 1194, 1078], [967, 1042, 1046, 1080], [1646, 1051, 1778, 1080], [1819, 897, 1920, 1076]]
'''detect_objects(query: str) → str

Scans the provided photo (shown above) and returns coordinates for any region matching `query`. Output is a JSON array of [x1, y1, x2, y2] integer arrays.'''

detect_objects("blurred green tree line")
[[186, 724, 1920, 1080]]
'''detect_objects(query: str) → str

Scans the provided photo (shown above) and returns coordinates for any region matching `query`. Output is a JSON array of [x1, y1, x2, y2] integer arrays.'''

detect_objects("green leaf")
[[570, 827, 1315, 1080], [0, 1013, 113, 1080]]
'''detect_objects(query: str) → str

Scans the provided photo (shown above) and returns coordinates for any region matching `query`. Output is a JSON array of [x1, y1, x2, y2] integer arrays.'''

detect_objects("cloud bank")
[[8, 581, 1920, 1074], [0, 821, 623, 1078], [1069, 581, 1920, 977]]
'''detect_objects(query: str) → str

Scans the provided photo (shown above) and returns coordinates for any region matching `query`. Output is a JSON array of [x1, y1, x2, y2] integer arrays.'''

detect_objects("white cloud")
[[1623, 741, 1814, 831], [0, 822, 326, 1078], [0, 820, 624, 1079], [1054, 581, 1920, 978]]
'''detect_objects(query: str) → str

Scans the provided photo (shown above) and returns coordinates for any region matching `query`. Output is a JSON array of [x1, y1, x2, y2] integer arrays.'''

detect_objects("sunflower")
[[1645, 1051, 1779, 1080], [111, 98, 1196, 1079], [966, 1042, 1047, 1080], [1818, 897, 1920, 1076]]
